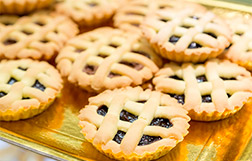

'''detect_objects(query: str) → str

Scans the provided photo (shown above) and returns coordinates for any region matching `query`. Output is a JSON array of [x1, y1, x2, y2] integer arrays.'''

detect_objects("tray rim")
[[0, 1, 252, 161]]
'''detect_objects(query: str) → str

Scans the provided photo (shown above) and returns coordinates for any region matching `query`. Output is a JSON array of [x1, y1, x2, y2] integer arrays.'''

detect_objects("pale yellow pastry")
[[79, 86, 190, 160], [153, 59, 252, 121], [56, 27, 162, 92], [0, 11, 79, 60], [141, 8, 232, 63], [0, 59, 63, 121], [114, 0, 206, 33]]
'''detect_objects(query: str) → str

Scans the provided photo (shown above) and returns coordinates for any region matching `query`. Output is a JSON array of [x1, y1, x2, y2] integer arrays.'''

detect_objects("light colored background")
[[0, 140, 55, 161]]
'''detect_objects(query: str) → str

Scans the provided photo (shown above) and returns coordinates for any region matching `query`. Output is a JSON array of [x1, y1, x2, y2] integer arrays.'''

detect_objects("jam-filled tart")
[[221, 17, 252, 71], [56, 27, 162, 92], [56, 0, 125, 27], [79, 86, 190, 160], [153, 59, 252, 121], [141, 8, 232, 63], [0, 59, 63, 121], [0, 0, 53, 15], [0, 11, 78, 60], [114, 0, 205, 33]]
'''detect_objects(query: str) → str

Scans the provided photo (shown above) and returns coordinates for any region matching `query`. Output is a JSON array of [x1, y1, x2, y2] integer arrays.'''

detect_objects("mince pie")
[[56, 27, 162, 92], [0, 11, 79, 60], [79, 86, 190, 160], [141, 8, 232, 63], [114, 0, 205, 33], [221, 17, 252, 71], [56, 0, 125, 27], [0, 59, 63, 121], [0, 0, 53, 15], [153, 59, 252, 121]]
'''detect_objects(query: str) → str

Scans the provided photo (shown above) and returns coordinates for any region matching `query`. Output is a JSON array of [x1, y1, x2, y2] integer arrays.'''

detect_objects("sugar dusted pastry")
[[141, 8, 232, 63], [0, 59, 63, 121], [79, 86, 190, 160], [0, 11, 79, 60], [153, 59, 252, 121], [56, 27, 162, 92]]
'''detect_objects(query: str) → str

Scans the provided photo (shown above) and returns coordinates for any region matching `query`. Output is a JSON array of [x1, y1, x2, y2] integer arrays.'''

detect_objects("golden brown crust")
[[0, 59, 63, 121], [141, 8, 232, 63], [56, 0, 125, 27], [79, 86, 190, 160], [0, 0, 53, 15], [56, 27, 162, 92], [114, 0, 206, 33], [0, 11, 79, 60], [153, 59, 252, 121]]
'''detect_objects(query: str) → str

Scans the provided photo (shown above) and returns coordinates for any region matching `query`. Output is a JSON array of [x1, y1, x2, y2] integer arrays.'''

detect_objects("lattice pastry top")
[[142, 8, 232, 63], [79, 86, 190, 160], [153, 59, 252, 121], [0, 59, 63, 121], [114, 0, 206, 33], [56, 0, 125, 26], [0, 0, 53, 14], [0, 11, 79, 60], [56, 27, 162, 92], [221, 16, 252, 71]]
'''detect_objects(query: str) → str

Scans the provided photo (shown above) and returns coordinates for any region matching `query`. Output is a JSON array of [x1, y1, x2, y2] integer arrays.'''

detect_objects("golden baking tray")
[[1, 1, 252, 161]]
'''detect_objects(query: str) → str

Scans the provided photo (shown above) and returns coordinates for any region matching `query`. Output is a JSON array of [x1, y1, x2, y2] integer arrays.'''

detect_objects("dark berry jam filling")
[[83, 65, 98, 75], [0, 91, 7, 98], [168, 93, 185, 105], [40, 39, 48, 43], [169, 35, 180, 44], [181, 24, 193, 29], [188, 42, 202, 49], [202, 95, 212, 103], [108, 72, 121, 78], [225, 43, 232, 50], [126, 12, 145, 16], [32, 80, 46, 91], [113, 130, 126, 144], [97, 53, 108, 58], [97, 105, 108, 116], [34, 21, 45, 26], [138, 135, 162, 146], [190, 15, 200, 20], [21, 30, 33, 35], [87, 2, 98, 7], [7, 78, 17, 85], [22, 97, 30, 100], [169, 75, 183, 80], [120, 110, 138, 123], [108, 43, 119, 48], [119, 61, 144, 71], [3, 38, 17, 45], [150, 118, 173, 128], [196, 75, 207, 83], [160, 18, 169, 22], [203, 32, 217, 39], [220, 77, 236, 80], [75, 48, 86, 53], [235, 32, 244, 36], [131, 50, 151, 59], [137, 100, 147, 103], [18, 67, 28, 71]]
